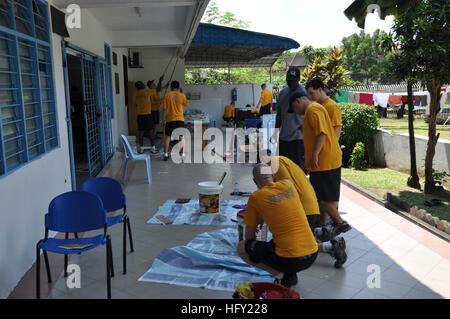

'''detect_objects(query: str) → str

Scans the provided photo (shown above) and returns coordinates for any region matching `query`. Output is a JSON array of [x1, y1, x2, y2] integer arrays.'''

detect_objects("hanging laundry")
[[335, 90, 349, 103], [373, 93, 390, 108], [401, 95, 415, 104], [348, 91, 360, 103], [359, 93, 374, 106], [388, 95, 402, 106]]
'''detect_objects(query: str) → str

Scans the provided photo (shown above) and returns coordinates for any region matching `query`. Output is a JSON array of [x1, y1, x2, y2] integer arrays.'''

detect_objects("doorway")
[[66, 53, 90, 188]]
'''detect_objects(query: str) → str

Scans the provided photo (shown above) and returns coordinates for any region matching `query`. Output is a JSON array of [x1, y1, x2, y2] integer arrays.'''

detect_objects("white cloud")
[[211, 0, 394, 48]]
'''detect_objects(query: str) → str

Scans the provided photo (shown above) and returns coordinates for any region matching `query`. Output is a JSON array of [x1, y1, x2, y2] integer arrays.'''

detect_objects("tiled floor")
[[9, 140, 450, 299]]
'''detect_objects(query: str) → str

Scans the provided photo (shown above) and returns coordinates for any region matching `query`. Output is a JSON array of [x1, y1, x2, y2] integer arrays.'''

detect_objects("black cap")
[[286, 67, 301, 82], [288, 92, 308, 113]]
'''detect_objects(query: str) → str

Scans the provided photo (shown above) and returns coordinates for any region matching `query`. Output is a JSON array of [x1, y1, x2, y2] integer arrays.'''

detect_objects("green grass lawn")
[[379, 117, 450, 141], [342, 167, 450, 222]]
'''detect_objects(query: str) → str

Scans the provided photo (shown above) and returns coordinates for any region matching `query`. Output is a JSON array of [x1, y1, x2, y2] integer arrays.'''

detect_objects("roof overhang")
[[185, 23, 300, 68]]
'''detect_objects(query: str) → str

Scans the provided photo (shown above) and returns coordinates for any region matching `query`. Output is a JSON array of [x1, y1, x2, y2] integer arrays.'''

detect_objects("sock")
[[314, 227, 323, 236], [322, 241, 333, 253]]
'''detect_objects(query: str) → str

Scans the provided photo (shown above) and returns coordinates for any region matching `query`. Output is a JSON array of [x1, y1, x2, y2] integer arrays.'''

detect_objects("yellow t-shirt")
[[223, 105, 235, 118], [161, 91, 188, 123], [261, 89, 273, 106], [244, 179, 318, 258], [148, 88, 161, 111], [303, 102, 342, 172], [321, 97, 342, 128], [134, 89, 152, 115], [271, 156, 320, 216]]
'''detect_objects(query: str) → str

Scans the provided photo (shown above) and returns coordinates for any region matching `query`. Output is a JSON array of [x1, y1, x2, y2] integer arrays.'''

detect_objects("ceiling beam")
[[54, 0, 197, 9]]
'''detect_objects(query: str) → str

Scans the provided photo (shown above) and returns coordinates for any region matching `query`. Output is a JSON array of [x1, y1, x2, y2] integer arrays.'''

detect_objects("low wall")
[[373, 129, 450, 174]]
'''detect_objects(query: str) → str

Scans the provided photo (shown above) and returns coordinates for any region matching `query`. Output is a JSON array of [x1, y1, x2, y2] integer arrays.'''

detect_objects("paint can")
[[198, 181, 223, 214]]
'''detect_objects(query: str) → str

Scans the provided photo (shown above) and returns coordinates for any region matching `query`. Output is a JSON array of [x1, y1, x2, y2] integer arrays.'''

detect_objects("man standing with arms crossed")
[[271, 67, 307, 172], [289, 92, 351, 238]]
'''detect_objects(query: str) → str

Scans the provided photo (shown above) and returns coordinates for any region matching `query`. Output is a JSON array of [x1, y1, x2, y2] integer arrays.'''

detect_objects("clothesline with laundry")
[[335, 87, 450, 111]]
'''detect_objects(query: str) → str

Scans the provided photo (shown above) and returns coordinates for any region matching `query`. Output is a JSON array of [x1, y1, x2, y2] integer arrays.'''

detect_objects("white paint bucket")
[[198, 181, 223, 214]]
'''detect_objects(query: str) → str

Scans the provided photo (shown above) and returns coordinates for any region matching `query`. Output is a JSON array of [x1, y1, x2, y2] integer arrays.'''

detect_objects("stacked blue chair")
[[78, 177, 134, 275], [36, 191, 113, 299]]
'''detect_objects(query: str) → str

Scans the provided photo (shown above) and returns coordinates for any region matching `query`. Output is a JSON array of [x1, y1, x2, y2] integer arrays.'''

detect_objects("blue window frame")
[[0, 0, 56, 177]]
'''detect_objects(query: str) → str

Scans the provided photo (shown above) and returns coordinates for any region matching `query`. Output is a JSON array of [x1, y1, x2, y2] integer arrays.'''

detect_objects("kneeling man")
[[241, 163, 318, 287]]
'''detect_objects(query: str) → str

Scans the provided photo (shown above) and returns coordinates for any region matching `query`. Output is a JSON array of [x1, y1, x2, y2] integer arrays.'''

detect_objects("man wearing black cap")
[[271, 67, 308, 172], [288, 92, 351, 239]]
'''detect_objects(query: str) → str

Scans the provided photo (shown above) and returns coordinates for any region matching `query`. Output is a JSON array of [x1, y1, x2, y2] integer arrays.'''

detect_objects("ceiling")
[[52, 0, 209, 55]]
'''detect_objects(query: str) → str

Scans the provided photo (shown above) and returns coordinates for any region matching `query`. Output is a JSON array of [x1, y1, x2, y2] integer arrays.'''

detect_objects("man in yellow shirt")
[[134, 81, 156, 153], [222, 101, 235, 126], [147, 76, 168, 126], [161, 80, 188, 161], [242, 163, 318, 287], [256, 84, 273, 115], [306, 78, 342, 139], [259, 153, 348, 268], [289, 92, 351, 238]]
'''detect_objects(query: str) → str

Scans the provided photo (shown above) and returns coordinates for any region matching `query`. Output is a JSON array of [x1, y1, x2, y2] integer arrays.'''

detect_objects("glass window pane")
[[6, 153, 21, 170], [0, 89, 14, 104], [3, 122, 19, 139], [41, 101, 49, 113], [40, 88, 48, 100], [39, 75, 48, 88], [0, 72, 12, 88], [1, 106, 16, 122], [26, 118, 37, 132], [20, 59, 32, 73], [21, 74, 33, 87], [43, 114, 52, 126], [5, 138, 20, 156], [24, 103, 37, 118], [27, 131, 37, 146]]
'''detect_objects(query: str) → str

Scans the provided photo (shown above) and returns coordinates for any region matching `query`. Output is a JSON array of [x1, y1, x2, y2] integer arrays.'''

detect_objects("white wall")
[[0, 2, 130, 298], [184, 84, 274, 126], [110, 48, 129, 149], [373, 129, 450, 174], [0, 18, 72, 298], [128, 47, 186, 88]]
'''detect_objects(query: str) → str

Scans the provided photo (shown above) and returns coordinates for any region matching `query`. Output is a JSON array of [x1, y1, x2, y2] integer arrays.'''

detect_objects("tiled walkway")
[[10, 146, 450, 299]]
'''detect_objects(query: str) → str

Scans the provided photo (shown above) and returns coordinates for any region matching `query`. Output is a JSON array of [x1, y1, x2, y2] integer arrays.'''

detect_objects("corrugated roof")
[[185, 23, 300, 68]]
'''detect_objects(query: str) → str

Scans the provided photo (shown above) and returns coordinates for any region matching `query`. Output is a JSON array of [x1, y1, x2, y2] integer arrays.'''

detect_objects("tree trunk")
[[406, 81, 420, 189], [424, 78, 442, 194]]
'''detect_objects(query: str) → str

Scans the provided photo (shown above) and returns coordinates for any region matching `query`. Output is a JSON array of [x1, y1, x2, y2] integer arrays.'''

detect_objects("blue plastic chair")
[[36, 191, 113, 299], [120, 134, 152, 184], [78, 177, 134, 274]]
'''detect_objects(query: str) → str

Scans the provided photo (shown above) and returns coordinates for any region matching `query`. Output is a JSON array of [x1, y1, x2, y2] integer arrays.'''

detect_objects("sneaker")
[[331, 221, 352, 238], [280, 273, 298, 288], [137, 146, 143, 154], [163, 154, 169, 161], [316, 226, 331, 243], [331, 237, 347, 268]]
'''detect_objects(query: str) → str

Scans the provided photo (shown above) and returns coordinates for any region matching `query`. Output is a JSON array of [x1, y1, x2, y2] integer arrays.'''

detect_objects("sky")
[[207, 0, 395, 49]]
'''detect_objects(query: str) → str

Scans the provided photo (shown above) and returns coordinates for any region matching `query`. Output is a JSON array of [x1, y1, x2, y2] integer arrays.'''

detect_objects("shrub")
[[350, 142, 367, 170], [339, 103, 379, 166]]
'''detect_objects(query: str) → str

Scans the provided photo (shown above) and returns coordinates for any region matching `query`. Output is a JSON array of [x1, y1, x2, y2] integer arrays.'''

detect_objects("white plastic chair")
[[120, 134, 152, 184]]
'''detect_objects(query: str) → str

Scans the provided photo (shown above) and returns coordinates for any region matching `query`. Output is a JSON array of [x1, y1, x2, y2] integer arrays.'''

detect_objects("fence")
[[341, 83, 423, 93]]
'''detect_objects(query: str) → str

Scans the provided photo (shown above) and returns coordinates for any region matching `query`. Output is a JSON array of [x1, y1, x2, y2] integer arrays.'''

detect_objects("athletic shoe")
[[331, 221, 352, 238], [280, 273, 298, 288], [163, 154, 169, 161], [316, 226, 331, 243], [137, 146, 143, 154], [331, 237, 347, 268]]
